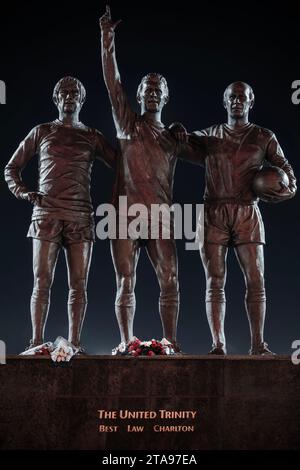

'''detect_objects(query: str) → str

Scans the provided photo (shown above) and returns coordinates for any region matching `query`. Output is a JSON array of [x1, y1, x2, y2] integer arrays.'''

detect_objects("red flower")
[[123, 337, 175, 356], [128, 338, 141, 349], [36, 347, 51, 356]]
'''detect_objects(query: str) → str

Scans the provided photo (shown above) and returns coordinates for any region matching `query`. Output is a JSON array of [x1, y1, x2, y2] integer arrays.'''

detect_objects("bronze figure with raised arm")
[[100, 6, 188, 353]]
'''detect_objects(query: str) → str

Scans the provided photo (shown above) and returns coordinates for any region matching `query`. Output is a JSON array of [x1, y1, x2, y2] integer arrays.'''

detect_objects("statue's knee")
[[115, 274, 135, 307], [160, 271, 178, 295], [33, 275, 52, 291], [247, 273, 264, 290], [206, 276, 226, 302], [31, 280, 51, 302], [207, 274, 225, 290], [246, 273, 265, 301], [69, 277, 86, 292], [68, 287, 87, 304], [118, 274, 135, 294]]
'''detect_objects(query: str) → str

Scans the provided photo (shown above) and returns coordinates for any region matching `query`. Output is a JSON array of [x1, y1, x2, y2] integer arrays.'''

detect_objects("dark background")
[[0, 1, 299, 354]]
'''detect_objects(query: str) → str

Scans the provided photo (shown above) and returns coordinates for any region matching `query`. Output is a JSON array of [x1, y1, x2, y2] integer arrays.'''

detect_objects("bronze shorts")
[[27, 218, 95, 246], [114, 215, 175, 241], [200, 203, 265, 246]]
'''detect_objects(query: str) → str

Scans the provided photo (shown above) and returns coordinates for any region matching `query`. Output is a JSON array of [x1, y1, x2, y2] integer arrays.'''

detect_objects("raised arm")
[[99, 5, 134, 138], [265, 133, 297, 199], [4, 126, 42, 204]]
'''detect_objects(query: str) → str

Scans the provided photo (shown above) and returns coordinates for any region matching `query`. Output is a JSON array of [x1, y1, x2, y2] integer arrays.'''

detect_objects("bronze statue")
[[100, 6, 188, 353], [185, 81, 297, 355], [4, 76, 116, 352]]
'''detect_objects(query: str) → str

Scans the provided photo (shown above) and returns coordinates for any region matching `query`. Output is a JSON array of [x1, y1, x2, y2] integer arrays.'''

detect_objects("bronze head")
[[136, 73, 169, 113], [223, 81, 255, 120], [53, 76, 86, 115]]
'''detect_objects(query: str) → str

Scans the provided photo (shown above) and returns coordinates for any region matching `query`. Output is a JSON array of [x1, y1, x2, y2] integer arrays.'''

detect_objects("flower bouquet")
[[112, 337, 177, 356], [20, 336, 79, 362], [20, 342, 53, 357], [50, 336, 79, 362]]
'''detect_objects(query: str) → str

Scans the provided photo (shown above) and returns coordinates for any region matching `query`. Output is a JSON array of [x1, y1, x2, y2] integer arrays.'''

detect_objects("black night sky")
[[0, 1, 299, 354]]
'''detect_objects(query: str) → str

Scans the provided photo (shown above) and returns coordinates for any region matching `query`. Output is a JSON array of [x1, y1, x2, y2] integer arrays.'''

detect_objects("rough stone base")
[[0, 355, 299, 450]]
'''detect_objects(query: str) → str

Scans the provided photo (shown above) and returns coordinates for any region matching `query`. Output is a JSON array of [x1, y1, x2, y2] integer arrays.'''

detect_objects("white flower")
[[112, 341, 126, 355], [161, 338, 172, 346], [50, 338, 77, 362]]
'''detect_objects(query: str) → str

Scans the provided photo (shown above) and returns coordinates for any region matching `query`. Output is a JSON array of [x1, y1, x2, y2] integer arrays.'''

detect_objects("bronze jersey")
[[192, 123, 296, 203], [5, 120, 115, 222], [101, 29, 181, 216]]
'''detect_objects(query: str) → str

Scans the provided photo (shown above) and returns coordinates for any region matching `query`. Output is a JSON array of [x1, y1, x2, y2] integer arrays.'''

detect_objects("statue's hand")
[[277, 181, 297, 200], [100, 5, 121, 31], [21, 191, 43, 205], [263, 182, 296, 203], [168, 122, 188, 143]]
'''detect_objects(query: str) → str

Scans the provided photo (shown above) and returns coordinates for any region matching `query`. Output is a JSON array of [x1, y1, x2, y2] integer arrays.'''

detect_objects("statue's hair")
[[137, 73, 169, 101], [223, 81, 254, 101], [53, 76, 86, 103]]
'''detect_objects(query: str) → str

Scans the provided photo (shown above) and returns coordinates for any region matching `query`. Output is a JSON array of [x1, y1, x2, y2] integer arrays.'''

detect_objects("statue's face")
[[138, 79, 168, 112], [56, 83, 82, 114], [224, 83, 253, 119]]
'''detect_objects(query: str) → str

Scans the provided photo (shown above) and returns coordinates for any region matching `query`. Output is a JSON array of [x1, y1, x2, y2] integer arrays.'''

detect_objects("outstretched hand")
[[168, 122, 188, 143], [100, 5, 121, 31], [158, 123, 188, 153]]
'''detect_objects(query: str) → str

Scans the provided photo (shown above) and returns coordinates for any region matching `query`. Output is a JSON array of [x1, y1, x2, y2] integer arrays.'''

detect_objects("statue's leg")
[[64, 241, 93, 347], [145, 239, 179, 344], [234, 243, 270, 353], [200, 243, 228, 354], [110, 238, 140, 343], [31, 238, 60, 345]]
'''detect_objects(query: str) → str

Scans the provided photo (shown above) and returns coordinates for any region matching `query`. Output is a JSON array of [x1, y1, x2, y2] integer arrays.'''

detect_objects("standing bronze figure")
[[187, 81, 297, 355], [100, 7, 188, 352], [5, 76, 116, 351]]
